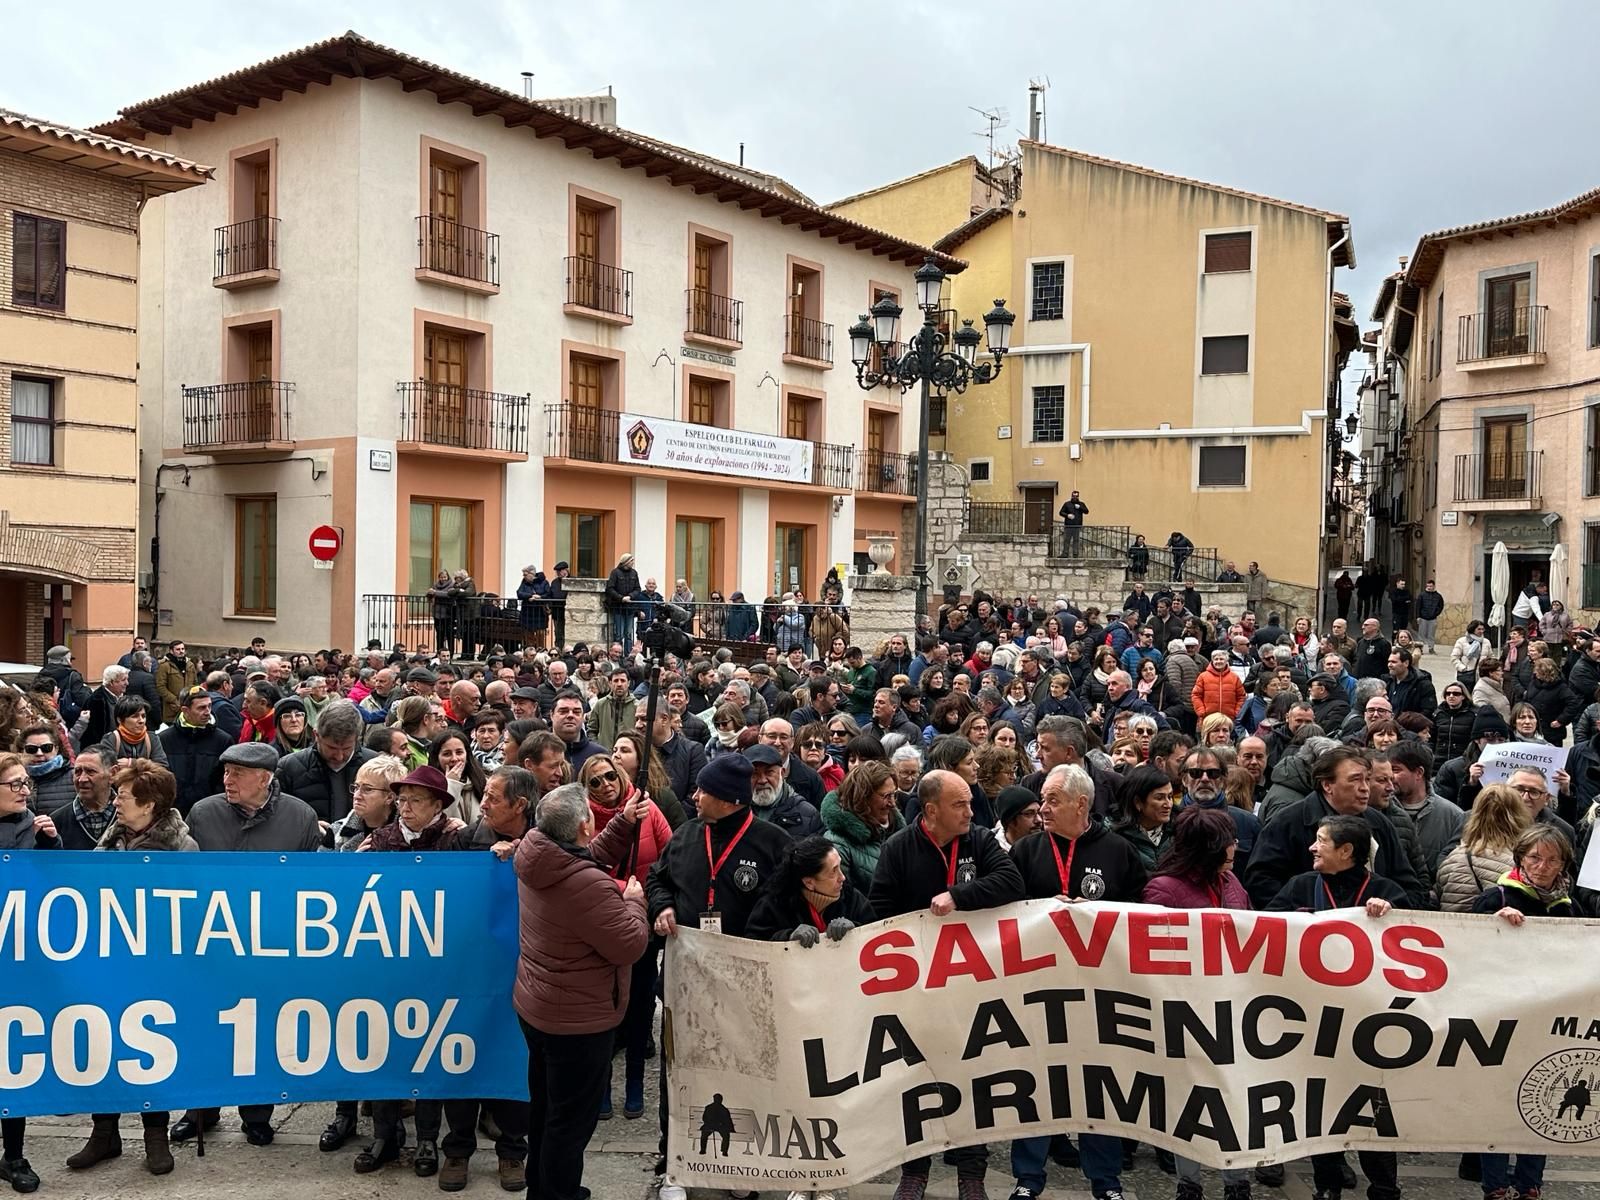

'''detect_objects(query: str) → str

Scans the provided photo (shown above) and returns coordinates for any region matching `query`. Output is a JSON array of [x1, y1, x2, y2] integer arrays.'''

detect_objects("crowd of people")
[[1, 573, 1594, 1200]]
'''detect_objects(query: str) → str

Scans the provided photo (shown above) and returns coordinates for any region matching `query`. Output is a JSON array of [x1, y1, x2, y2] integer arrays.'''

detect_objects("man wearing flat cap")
[[171, 742, 322, 1149]]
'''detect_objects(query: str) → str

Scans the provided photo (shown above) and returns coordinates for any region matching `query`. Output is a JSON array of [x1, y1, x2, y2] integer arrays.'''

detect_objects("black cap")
[[509, 686, 541, 701], [743, 744, 784, 767], [996, 785, 1039, 825]]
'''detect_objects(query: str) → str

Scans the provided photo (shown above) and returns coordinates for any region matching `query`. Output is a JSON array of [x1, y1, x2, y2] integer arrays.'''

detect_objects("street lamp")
[[849, 256, 1014, 621]]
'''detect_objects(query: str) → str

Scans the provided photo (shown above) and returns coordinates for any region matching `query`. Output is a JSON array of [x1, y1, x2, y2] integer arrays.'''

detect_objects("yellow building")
[[830, 144, 1355, 593], [0, 110, 209, 665]]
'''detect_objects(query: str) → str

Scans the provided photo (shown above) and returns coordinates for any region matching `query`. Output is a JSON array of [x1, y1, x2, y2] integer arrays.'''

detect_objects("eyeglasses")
[[1513, 785, 1547, 799], [828, 729, 850, 739], [351, 783, 391, 798], [586, 770, 620, 791], [1185, 767, 1225, 780], [21, 744, 54, 756], [801, 739, 826, 750], [1, 778, 32, 794]]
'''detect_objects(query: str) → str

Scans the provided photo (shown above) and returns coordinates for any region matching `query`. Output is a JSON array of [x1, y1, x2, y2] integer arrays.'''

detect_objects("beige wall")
[[0, 147, 151, 664]]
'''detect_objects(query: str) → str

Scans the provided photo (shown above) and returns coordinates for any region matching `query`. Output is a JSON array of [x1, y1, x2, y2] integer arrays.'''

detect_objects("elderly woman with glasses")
[[796, 721, 843, 793]]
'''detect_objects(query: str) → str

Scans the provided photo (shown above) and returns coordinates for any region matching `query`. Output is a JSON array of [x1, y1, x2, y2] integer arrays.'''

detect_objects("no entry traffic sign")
[[309, 525, 342, 562]]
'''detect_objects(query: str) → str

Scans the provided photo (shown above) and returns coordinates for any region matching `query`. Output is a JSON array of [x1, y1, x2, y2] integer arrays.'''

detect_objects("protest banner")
[[663, 900, 1600, 1192], [1478, 741, 1565, 793], [0, 851, 524, 1117]]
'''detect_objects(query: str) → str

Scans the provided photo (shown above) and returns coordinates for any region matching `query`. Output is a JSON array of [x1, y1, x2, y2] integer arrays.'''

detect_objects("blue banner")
[[0, 851, 526, 1118]]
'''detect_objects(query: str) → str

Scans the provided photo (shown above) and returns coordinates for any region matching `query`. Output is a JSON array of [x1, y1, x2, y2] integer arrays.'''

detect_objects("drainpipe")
[[1318, 222, 1352, 623]]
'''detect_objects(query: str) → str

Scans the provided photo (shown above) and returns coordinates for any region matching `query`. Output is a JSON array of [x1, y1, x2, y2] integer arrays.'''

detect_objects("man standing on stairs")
[[1058, 489, 1089, 556]]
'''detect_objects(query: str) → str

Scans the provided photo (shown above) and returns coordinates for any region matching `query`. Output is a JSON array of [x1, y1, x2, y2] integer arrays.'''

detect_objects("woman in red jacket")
[[579, 752, 673, 1121], [514, 783, 648, 1200], [1190, 649, 1246, 721]]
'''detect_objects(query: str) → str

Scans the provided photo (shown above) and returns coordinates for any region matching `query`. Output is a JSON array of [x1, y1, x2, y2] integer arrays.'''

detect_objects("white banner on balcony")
[[618, 415, 813, 484]]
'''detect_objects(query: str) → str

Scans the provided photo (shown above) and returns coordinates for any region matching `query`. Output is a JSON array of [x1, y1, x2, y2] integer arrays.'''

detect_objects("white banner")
[[663, 901, 1600, 1191], [1479, 742, 1565, 794], [619, 415, 813, 484]]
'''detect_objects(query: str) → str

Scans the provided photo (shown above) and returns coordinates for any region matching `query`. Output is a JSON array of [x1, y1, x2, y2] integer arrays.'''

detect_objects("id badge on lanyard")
[[700, 912, 722, 935]]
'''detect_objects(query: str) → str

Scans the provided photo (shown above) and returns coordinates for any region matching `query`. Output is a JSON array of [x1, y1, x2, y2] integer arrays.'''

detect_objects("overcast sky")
[[8, 0, 1595, 360]]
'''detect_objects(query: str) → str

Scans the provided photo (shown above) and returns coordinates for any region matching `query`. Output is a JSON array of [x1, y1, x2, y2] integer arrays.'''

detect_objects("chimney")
[[1028, 85, 1041, 140], [521, 72, 533, 100], [739, 142, 745, 167]]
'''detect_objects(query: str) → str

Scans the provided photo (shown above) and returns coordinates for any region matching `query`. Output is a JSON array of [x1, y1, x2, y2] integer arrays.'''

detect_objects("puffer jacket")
[[752, 783, 821, 838], [1377, 800, 1434, 900], [1142, 869, 1251, 910], [822, 793, 905, 896], [276, 746, 378, 824], [1432, 701, 1476, 763], [1165, 653, 1201, 705], [1191, 665, 1246, 720], [26, 759, 76, 815], [1259, 753, 1316, 825], [513, 830, 648, 1035], [1436, 842, 1515, 913]]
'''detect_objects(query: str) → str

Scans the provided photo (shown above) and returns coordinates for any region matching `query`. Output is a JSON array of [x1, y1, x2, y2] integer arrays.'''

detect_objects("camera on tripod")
[[639, 602, 695, 658]]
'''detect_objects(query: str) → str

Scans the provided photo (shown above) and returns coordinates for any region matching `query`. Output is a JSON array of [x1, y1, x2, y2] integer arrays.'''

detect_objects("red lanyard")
[[704, 812, 754, 910], [1322, 871, 1370, 910], [920, 820, 961, 888], [806, 902, 827, 931], [1048, 833, 1078, 896]]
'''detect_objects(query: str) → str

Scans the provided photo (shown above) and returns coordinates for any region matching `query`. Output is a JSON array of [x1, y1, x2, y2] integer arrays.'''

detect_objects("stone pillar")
[[561, 578, 608, 650], [847, 572, 920, 654]]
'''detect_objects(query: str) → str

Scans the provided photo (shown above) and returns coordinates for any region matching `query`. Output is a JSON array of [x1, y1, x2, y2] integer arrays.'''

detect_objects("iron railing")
[[688, 600, 850, 650], [1453, 450, 1542, 502], [785, 312, 833, 363], [1063, 526, 1224, 581], [1458, 305, 1547, 363], [544, 403, 853, 487], [858, 450, 916, 496], [686, 288, 743, 343], [564, 256, 632, 317], [214, 216, 279, 279], [416, 215, 499, 286], [363, 593, 557, 656], [967, 501, 1056, 536], [182, 381, 293, 449], [397, 381, 529, 455]]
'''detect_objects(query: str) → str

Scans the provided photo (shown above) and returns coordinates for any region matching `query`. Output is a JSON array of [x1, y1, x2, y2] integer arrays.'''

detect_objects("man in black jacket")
[[273, 700, 373, 824], [158, 687, 235, 815], [651, 708, 707, 813], [1243, 746, 1425, 909], [744, 745, 821, 837], [604, 553, 641, 649], [757, 718, 825, 808], [1352, 618, 1392, 680], [869, 767, 1023, 1200], [863, 688, 920, 743], [126, 650, 163, 720], [79, 665, 127, 751], [1009, 762, 1147, 1200], [873, 634, 915, 690]]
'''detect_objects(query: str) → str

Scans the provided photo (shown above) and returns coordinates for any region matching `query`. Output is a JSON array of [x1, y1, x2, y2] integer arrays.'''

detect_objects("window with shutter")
[[11, 214, 66, 310], [1198, 446, 1247, 487], [1201, 335, 1250, 375], [1203, 232, 1252, 273]]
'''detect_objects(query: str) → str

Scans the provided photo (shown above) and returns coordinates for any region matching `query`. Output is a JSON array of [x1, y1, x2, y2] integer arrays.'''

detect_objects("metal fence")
[[1458, 305, 1546, 363], [564, 256, 633, 317], [214, 216, 278, 279], [417, 215, 499, 286], [181, 381, 293, 449], [397, 381, 529, 455], [1453, 450, 1541, 503], [363, 593, 561, 655]]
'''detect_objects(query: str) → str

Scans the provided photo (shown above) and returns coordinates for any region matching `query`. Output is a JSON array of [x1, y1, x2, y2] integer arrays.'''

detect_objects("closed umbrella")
[[1549, 543, 1569, 609], [1489, 541, 1511, 649]]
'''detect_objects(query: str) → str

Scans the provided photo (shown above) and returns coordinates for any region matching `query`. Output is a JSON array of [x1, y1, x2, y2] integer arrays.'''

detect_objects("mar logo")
[[626, 420, 654, 461], [1518, 1049, 1600, 1143], [684, 1092, 843, 1162]]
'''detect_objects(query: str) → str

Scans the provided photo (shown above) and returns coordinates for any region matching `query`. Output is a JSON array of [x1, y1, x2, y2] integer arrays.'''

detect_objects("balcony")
[[213, 217, 279, 289], [1452, 450, 1542, 509], [1458, 306, 1547, 371], [563, 257, 632, 324], [544, 403, 854, 489], [397, 381, 529, 461], [182, 382, 294, 453], [684, 288, 743, 349], [858, 450, 916, 497], [784, 313, 833, 367], [415, 216, 499, 294]]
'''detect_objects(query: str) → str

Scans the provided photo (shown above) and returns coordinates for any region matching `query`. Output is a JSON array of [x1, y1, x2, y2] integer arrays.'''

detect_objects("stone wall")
[[845, 571, 920, 654], [562, 578, 609, 650]]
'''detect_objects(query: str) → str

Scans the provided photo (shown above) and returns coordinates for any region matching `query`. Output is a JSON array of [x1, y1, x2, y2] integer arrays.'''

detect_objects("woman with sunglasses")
[[0, 752, 58, 1193], [706, 702, 746, 759], [577, 753, 672, 1122], [1432, 682, 1475, 762], [609, 733, 684, 829]]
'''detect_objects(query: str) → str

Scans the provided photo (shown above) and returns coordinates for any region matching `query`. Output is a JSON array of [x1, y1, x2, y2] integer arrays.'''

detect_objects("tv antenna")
[[969, 105, 1005, 173]]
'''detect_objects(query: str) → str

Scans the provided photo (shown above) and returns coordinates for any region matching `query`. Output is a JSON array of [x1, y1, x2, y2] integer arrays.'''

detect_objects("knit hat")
[[220, 742, 279, 771], [696, 755, 753, 807], [995, 785, 1039, 826], [274, 696, 306, 719], [1471, 706, 1510, 741], [390, 765, 454, 807]]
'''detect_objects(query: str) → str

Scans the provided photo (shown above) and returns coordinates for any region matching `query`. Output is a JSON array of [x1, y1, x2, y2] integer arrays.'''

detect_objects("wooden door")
[[688, 378, 716, 427], [570, 357, 603, 460], [1485, 274, 1531, 356], [424, 329, 469, 446], [776, 524, 808, 595], [865, 411, 888, 489], [429, 161, 463, 274], [692, 240, 714, 333], [245, 328, 273, 440], [1023, 486, 1054, 535], [1483, 418, 1528, 499], [676, 519, 716, 601], [574, 205, 600, 308], [249, 161, 271, 271]]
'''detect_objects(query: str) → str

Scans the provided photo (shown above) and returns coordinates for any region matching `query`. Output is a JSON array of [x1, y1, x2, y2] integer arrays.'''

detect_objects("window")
[[1591, 256, 1600, 349], [1204, 232, 1251, 273], [554, 510, 607, 579], [786, 260, 829, 362], [968, 459, 992, 483], [1031, 261, 1064, 321], [1201, 335, 1249, 375], [865, 410, 899, 486], [685, 374, 731, 428], [1031, 385, 1065, 442], [927, 395, 947, 436], [774, 524, 807, 594], [10, 377, 56, 466], [1586, 522, 1600, 609], [1433, 289, 1444, 376], [566, 351, 620, 461], [1484, 273, 1532, 358], [11, 213, 65, 310], [222, 142, 276, 277], [677, 517, 720, 599], [687, 231, 736, 342], [1198, 445, 1247, 487], [1482, 417, 1529, 499], [783, 391, 821, 442], [1588, 407, 1600, 498], [567, 187, 626, 316], [408, 500, 473, 594], [234, 496, 277, 616]]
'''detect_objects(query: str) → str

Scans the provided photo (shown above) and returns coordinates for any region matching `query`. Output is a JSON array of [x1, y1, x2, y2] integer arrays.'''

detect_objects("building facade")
[[0, 111, 208, 665], [832, 144, 1355, 595], [1368, 186, 1600, 636], [102, 33, 944, 652]]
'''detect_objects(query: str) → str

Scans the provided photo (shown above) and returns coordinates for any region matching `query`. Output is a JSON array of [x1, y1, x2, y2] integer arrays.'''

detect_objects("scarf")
[[116, 722, 149, 749], [1506, 865, 1568, 906], [1093, 668, 1113, 686], [26, 754, 64, 778], [715, 726, 741, 749], [1137, 678, 1155, 698]]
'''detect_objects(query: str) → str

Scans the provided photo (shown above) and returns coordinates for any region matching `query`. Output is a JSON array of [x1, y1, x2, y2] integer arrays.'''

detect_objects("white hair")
[[890, 743, 924, 768], [102, 664, 129, 686], [1128, 714, 1158, 734], [1045, 762, 1095, 801]]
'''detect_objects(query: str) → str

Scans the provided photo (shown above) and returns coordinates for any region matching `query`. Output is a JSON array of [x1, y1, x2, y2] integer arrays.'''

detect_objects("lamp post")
[[848, 257, 1013, 622]]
